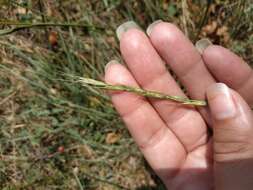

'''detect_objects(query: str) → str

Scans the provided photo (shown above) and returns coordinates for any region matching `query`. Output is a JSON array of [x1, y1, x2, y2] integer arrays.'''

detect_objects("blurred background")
[[0, 0, 252, 189]]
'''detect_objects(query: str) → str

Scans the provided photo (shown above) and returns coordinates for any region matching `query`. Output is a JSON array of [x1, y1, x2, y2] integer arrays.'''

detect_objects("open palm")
[[104, 21, 253, 189]]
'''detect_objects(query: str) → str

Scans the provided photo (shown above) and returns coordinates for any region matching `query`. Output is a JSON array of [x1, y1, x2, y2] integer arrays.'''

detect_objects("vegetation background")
[[0, 0, 252, 189]]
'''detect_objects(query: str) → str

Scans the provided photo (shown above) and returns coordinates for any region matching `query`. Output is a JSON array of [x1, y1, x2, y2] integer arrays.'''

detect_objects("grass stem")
[[0, 21, 104, 36]]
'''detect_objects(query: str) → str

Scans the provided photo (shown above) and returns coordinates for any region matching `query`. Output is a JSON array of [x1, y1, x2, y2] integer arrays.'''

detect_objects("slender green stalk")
[[0, 21, 104, 36], [78, 77, 207, 106]]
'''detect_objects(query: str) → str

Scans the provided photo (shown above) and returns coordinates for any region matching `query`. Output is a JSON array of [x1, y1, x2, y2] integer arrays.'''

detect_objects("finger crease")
[[120, 96, 146, 118], [139, 123, 167, 150], [235, 69, 253, 91], [141, 69, 169, 90], [179, 58, 203, 80], [165, 110, 191, 153]]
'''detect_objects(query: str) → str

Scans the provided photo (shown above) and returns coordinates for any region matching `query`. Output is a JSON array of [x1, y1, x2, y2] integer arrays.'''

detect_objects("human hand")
[[104, 21, 253, 190]]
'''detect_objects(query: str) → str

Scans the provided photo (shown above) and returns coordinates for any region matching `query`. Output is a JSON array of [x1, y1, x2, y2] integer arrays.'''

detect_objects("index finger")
[[104, 61, 186, 181]]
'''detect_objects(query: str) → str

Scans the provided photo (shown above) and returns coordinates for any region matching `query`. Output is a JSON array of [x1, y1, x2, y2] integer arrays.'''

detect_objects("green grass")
[[0, 0, 252, 189]]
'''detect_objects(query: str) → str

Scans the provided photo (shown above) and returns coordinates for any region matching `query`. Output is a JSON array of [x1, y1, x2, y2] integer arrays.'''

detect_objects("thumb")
[[207, 83, 253, 190]]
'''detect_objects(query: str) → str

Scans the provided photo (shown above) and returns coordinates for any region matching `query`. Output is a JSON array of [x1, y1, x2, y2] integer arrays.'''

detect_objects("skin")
[[104, 21, 253, 189]]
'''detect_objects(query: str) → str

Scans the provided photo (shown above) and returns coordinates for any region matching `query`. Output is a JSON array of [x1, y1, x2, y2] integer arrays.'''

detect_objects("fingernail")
[[146, 20, 163, 36], [105, 60, 119, 73], [116, 21, 141, 40], [195, 38, 213, 54], [207, 83, 237, 120]]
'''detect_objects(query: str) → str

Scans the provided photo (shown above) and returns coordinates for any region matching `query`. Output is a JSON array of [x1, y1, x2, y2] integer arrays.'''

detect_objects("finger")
[[147, 21, 215, 100], [117, 21, 207, 152], [147, 21, 216, 124], [104, 61, 186, 181], [206, 83, 253, 189], [202, 45, 253, 106], [207, 83, 253, 161]]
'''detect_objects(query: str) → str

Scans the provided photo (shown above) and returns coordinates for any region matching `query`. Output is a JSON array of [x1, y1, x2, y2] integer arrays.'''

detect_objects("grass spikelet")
[[78, 77, 207, 106]]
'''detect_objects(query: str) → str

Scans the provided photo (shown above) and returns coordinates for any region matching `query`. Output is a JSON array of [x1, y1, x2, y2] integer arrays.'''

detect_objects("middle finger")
[[147, 21, 216, 124]]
